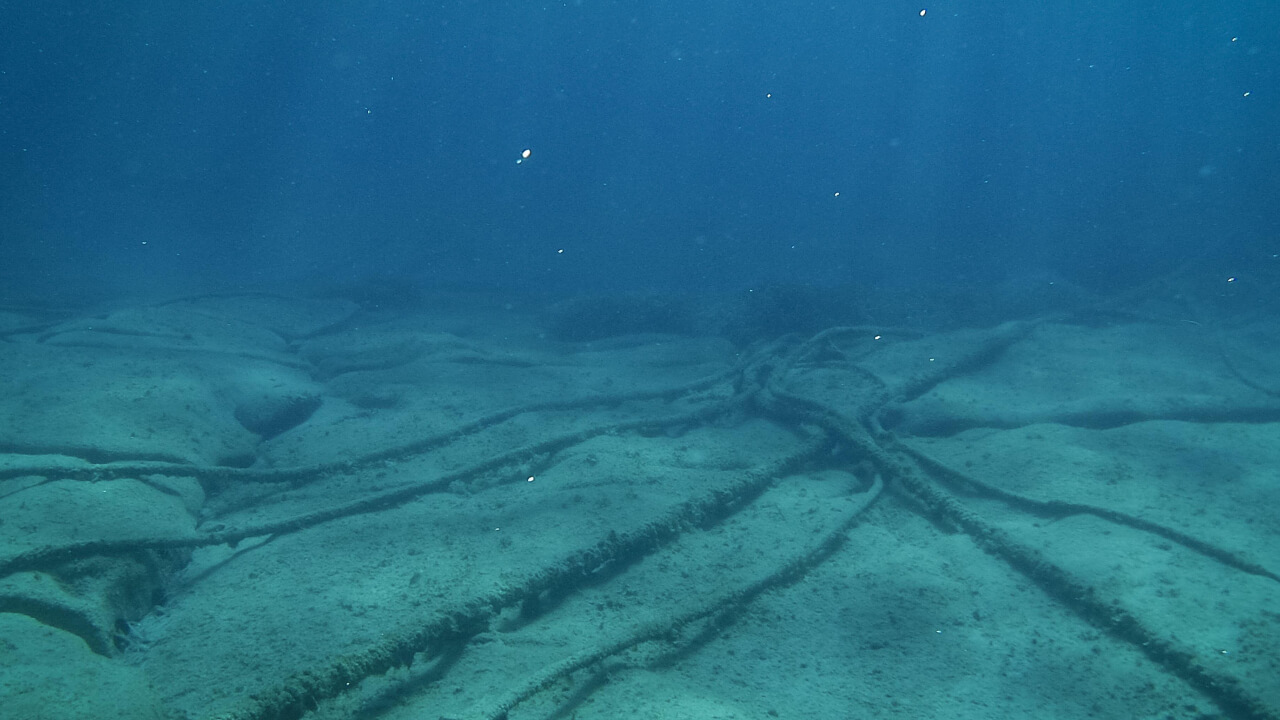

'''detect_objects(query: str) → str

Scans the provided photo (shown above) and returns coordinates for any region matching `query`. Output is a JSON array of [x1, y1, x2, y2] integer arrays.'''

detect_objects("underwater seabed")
[[0, 281, 1277, 720]]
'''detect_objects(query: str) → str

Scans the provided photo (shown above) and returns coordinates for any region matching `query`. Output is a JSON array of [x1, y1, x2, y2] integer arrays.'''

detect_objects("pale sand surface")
[[1, 291, 1277, 720]]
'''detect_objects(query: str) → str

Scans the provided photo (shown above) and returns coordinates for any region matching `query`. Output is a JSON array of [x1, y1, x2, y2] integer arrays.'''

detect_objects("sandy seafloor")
[[0, 286, 1278, 720]]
